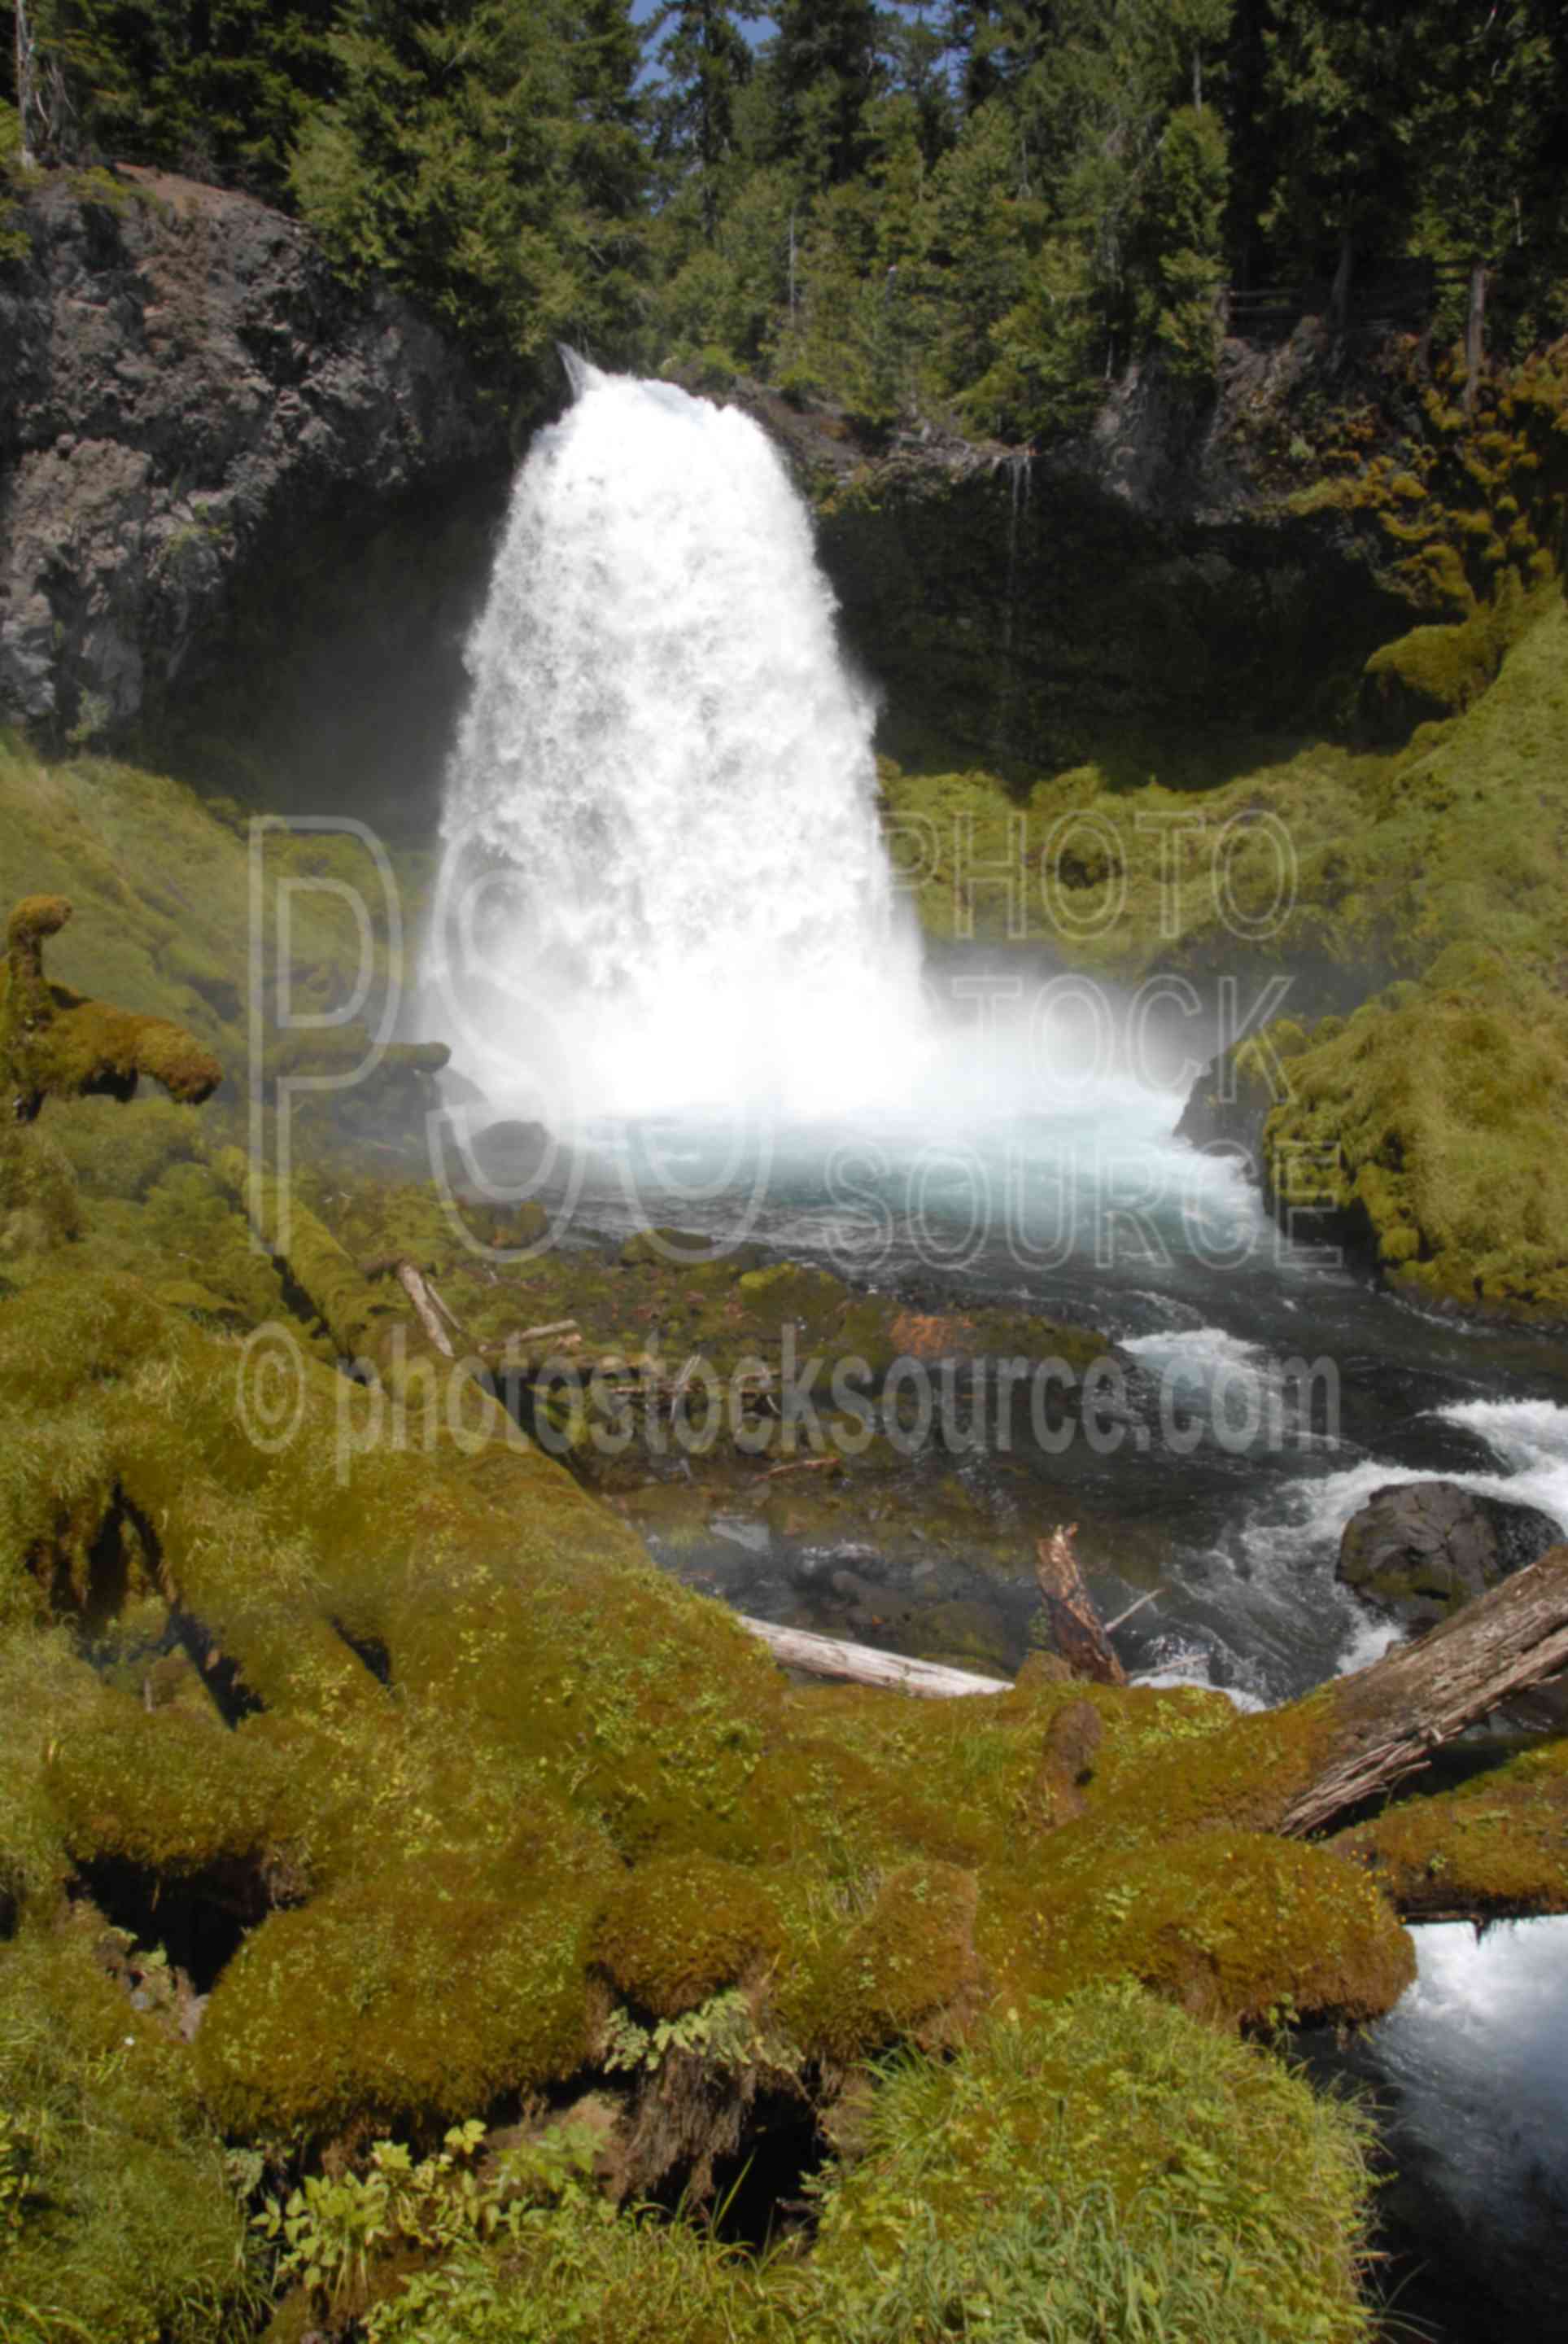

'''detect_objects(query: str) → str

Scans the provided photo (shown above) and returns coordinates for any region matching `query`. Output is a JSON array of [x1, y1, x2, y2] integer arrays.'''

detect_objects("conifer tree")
[[765, 0, 884, 187], [1260, 0, 1426, 319], [650, 0, 762, 237], [290, 1, 648, 382]]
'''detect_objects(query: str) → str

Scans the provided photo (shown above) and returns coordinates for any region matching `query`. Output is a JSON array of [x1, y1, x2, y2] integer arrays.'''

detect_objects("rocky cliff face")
[[741, 333, 1449, 771], [0, 167, 511, 797]]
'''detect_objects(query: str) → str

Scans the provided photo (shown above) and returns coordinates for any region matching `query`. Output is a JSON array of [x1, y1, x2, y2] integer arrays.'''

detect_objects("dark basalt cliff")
[[745, 339, 1427, 771], [2, 172, 1553, 811], [0, 168, 511, 800]]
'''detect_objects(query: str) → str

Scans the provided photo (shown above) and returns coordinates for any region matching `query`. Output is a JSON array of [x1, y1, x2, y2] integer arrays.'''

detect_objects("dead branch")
[[1035, 1525, 1127, 1687]]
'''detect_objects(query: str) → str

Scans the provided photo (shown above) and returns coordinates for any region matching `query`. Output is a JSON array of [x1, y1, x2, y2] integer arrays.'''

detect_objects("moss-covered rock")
[[1331, 1733, 1568, 1922], [1336, 1479, 1561, 1627], [196, 1851, 603, 2136], [1255, 956, 1568, 1321], [1361, 606, 1505, 737], [45, 1694, 295, 1875], [592, 1852, 784, 2018], [803, 1859, 981, 2058], [1011, 1830, 1413, 2028]]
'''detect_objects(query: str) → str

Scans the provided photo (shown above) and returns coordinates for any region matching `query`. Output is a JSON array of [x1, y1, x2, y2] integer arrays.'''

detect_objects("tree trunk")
[[14, 0, 75, 168], [15, 0, 37, 169], [1463, 259, 1489, 415], [1035, 1526, 1127, 1686], [1330, 230, 1353, 331], [1282, 1546, 1568, 1837]]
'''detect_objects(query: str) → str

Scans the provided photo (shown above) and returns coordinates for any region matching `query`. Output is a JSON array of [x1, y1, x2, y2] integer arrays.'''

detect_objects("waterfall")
[[421, 358, 926, 1126]]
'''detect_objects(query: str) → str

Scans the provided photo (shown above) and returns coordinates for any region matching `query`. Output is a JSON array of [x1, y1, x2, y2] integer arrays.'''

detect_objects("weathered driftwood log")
[[737, 1616, 1010, 1699], [393, 1260, 456, 1361], [1282, 1543, 1568, 1836], [1035, 1524, 1127, 1686]]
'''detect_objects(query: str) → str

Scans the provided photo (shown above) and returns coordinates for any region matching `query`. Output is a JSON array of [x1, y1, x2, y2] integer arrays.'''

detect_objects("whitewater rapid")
[[421, 356, 926, 1123]]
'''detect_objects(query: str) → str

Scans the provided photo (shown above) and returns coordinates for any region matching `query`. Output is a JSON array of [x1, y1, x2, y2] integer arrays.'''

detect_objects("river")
[[417, 354, 1568, 2342]]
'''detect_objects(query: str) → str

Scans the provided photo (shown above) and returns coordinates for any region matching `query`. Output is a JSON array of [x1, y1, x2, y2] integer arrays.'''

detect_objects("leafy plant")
[[256, 2118, 601, 2317], [601, 1985, 768, 2076]]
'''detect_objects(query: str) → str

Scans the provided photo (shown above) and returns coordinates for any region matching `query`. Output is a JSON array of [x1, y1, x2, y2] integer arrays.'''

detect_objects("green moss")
[[196, 1852, 600, 2137], [1332, 1734, 1568, 1920], [0, 1916, 260, 2342], [1361, 604, 1508, 736], [735, 1262, 846, 1330], [800, 1860, 981, 2058], [46, 1093, 209, 1201], [1258, 956, 1568, 1318], [592, 1852, 784, 2018], [880, 588, 1568, 1000], [0, 728, 422, 1152], [46, 1691, 296, 1876], [320, 1988, 1378, 2342], [993, 1829, 1413, 2029], [2, 893, 222, 1122], [0, 1126, 81, 1257], [0, 1629, 105, 1918]]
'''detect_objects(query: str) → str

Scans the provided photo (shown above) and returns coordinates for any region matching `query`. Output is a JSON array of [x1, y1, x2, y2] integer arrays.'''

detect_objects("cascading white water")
[[421, 356, 928, 1124]]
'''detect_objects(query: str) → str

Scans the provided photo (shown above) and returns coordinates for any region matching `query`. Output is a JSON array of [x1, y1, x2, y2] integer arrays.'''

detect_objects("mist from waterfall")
[[421, 356, 929, 1127]]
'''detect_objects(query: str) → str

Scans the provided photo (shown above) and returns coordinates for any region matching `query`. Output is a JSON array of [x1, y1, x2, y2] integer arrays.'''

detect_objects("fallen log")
[[737, 1616, 1009, 1699], [212, 1150, 522, 1442], [1282, 1543, 1568, 1837], [394, 1261, 456, 1362], [1035, 1525, 1127, 1686]]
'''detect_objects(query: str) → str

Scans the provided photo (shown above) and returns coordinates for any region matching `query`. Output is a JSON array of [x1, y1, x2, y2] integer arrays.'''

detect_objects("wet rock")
[[737, 341, 1417, 772], [898, 1595, 1013, 1677], [1337, 1480, 1561, 1629], [467, 1118, 556, 1192]]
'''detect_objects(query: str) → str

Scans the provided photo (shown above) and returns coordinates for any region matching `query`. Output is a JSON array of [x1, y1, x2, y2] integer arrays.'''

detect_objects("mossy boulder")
[[1256, 956, 1568, 1321], [45, 1695, 295, 1874], [592, 1852, 785, 2018], [896, 1595, 1012, 1677], [196, 1852, 603, 2136], [1011, 1830, 1414, 2028], [1, 894, 222, 1123], [1332, 1732, 1568, 1921], [1360, 609, 1503, 740], [802, 1859, 981, 2057]]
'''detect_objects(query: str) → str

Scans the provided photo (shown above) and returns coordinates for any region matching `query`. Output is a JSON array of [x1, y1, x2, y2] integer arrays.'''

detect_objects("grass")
[[304, 1985, 1379, 2344], [0, 1922, 263, 2344]]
